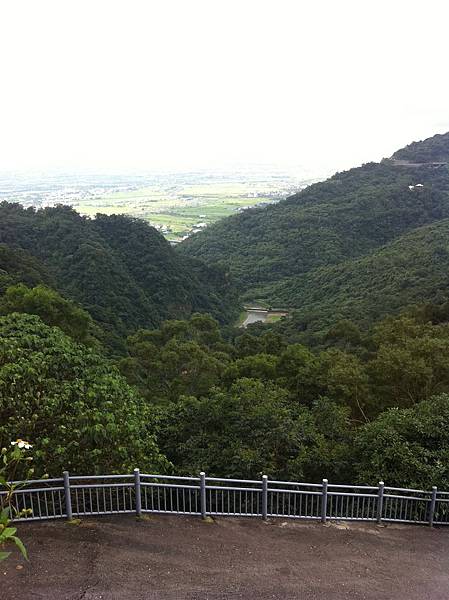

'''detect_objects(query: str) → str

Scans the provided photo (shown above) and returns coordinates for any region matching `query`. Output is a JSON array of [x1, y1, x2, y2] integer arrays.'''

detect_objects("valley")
[[3, 131, 449, 499], [4, 2, 449, 595], [180, 132, 449, 340]]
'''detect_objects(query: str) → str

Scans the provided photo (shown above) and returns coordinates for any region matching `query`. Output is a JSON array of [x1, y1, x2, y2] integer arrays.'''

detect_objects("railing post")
[[321, 479, 328, 523], [377, 481, 384, 524], [429, 486, 437, 527], [134, 468, 142, 517], [262, 475, 268, 520], [63, 470, 73, 521], [200, 472, 207, 520]]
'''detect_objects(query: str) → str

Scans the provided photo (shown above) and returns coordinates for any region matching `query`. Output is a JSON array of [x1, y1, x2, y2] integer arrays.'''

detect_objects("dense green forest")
[[0, 203, 237, 351], [179, 132, 449, 338], [3, 304, 449, 489], [2, 132, 449, 491], [391, 132, 449, 163], [269, 218, 449, 343]]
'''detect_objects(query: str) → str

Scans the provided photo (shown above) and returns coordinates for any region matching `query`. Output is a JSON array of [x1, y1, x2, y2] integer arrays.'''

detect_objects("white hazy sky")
[[1, 0, 449, 174]]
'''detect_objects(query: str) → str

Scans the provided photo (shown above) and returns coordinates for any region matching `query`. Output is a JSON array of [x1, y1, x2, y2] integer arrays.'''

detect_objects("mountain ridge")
[[0, 202, 237, 350], [178, 131, 449, 336]]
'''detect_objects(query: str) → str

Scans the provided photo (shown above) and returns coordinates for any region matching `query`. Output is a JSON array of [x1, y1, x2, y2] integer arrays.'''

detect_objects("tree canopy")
[[0, 204, 237, 352], [0, 313, 167, 476], [3, 132, 449, 491]]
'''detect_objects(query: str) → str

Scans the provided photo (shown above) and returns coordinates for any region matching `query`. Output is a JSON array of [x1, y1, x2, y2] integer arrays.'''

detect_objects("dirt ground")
[[2, 515, 449, 600]]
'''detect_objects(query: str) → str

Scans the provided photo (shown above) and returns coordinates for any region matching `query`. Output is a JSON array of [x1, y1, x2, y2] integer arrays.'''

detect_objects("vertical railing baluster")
[[262, 475, 268, 520], [321, 479, 328, 523], [36, 490, 42, 518], [377, 481, 384, 524], [200, 472, 207, 520], [63, 471, 72, 521], [134, 469, 142, 517], [429, 486, 437, 527], [10, 474, 449, 528]]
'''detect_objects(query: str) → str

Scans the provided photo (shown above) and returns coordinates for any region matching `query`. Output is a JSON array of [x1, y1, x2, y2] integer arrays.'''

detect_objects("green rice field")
[[72, 182, 280, 241]]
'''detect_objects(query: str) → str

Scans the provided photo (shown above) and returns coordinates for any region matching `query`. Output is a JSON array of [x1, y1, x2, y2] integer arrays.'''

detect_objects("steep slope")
[[391, 131, 449, 163], [178, 132, 449, 331], [0, 244, 53, 293], [272, 218, 449, 337], [0, 203, 236, 349]]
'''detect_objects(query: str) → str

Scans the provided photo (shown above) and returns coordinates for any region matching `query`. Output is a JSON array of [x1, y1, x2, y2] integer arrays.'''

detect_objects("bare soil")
[[2, 515, 449, 599]]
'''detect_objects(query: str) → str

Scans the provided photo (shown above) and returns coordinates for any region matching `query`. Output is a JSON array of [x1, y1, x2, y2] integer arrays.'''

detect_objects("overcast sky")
[[1, 0, 449, 175]]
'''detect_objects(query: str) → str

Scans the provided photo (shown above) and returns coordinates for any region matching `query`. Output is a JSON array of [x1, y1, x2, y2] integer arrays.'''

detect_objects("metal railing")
[[1, 471, 448, 526]]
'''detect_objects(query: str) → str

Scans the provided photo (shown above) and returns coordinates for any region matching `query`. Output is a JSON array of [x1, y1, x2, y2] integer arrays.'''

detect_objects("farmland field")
[[72, 179, 306, 241], [73, 185, 275, 240], [0, 167, 322, 242]]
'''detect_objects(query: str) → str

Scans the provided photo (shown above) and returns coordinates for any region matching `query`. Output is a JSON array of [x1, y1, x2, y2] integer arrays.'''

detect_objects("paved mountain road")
[[3, 515, 449, 599]]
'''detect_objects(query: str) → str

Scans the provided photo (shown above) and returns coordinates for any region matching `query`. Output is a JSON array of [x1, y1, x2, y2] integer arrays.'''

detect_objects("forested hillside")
[[0, 244, 53, 292], [391, 131, 449, 163], [3, 132, 449, 494], [5, 306, 449, 491], [0, 203, 236, 350], [179, 132, 449, 336], [269, 218, 449, 341]]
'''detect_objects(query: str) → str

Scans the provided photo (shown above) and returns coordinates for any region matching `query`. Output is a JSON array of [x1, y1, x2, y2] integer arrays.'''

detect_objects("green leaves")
[[0, 313, 168, 476], [124, 315, 231, 403], [156, 377, 352, 482], [0, 447, 32, 563], [355, 394, 449, 488], [0, 507, 10, 525], [11, 535, 28, 560], [0, 527, 28, 562], [0, 284, 94, 344]]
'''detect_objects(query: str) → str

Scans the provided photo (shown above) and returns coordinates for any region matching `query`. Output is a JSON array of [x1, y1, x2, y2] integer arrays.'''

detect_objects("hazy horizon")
[[1, 0, 449, 175]]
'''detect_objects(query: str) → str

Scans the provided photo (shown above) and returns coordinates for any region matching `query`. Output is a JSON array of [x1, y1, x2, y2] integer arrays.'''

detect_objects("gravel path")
[[2, 515, 449, 599]]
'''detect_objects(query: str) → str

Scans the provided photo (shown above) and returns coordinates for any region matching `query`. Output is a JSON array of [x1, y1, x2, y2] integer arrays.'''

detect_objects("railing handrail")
[[141, 474, 200, 481], [4, 475, 445, 494], [2, 471, 448, 527]]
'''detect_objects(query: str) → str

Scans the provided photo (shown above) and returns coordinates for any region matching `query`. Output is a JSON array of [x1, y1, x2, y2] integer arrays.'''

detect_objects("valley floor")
[[3, 515, 449, 599]]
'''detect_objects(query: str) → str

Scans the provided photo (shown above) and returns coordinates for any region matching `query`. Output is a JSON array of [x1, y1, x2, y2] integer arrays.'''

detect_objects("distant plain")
[[0, 168, 320, 242]]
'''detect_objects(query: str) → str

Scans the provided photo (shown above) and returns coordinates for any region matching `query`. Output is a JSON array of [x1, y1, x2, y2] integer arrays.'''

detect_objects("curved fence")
[[2, 471, 448, 526]]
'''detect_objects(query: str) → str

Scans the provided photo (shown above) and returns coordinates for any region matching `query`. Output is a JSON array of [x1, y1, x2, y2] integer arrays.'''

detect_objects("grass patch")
[[235, 311, 248, 327], [265, 314, 284, 323]]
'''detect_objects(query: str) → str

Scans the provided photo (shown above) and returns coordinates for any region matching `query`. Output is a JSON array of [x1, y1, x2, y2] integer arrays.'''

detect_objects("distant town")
[[0, 167, 321, 242]]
